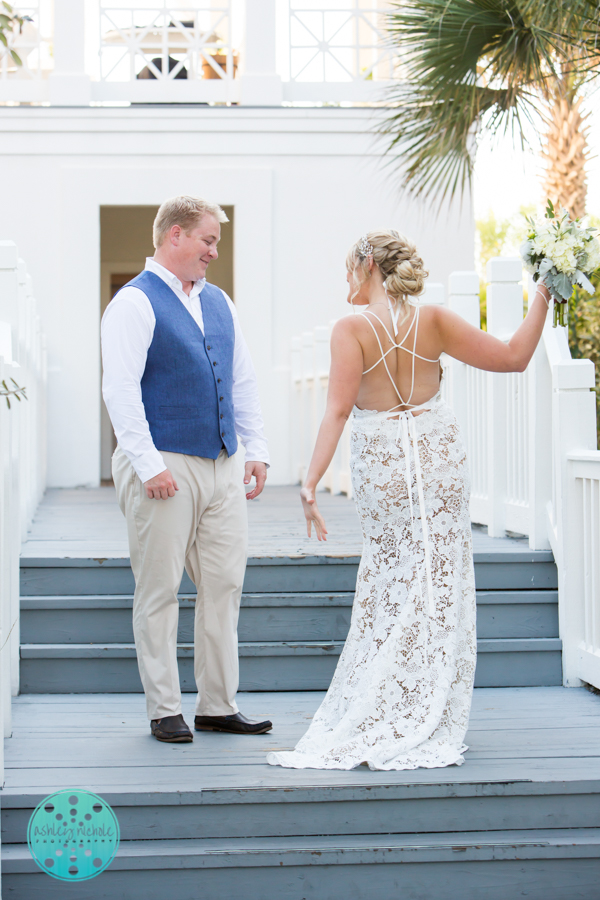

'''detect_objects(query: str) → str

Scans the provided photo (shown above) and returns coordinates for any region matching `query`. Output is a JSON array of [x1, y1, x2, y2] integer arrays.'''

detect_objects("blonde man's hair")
[[153, 195, 229, 248]]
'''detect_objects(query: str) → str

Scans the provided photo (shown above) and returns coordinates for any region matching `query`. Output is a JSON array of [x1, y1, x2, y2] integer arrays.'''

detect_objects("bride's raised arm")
[[300, 317, 364, 540], [435, 282, 551, 373]]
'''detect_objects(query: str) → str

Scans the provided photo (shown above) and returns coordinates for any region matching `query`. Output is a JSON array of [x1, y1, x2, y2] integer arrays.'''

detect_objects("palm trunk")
[[541, 81, 589, 219]]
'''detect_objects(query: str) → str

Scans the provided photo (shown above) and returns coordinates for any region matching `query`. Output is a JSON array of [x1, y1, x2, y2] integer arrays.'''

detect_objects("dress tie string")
[[395, 407, 436, 620]]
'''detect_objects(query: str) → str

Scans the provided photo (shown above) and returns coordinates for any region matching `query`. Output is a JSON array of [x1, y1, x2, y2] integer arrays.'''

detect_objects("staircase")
[[5, 535, 600, 898], [19, 545, 560, 693]]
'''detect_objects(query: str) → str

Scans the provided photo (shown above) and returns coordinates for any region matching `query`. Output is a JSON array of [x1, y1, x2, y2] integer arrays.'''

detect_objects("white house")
[[0, 0, 475, 487], [2, 0, 600, 840]]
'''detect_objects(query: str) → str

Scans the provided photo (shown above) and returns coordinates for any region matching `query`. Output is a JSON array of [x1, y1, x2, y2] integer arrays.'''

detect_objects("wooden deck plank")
[[5, 758, 600, 795], [20, 486, 542, 560], [3, 688, 600, 795]]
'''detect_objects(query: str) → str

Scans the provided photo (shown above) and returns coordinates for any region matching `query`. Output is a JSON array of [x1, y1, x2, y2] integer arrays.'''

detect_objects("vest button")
[[217, 378, 222, 383], [206, 344, 211, 350], [220, 414, 224, 419], [221, 431, 225, 437], [213, 361, 217, 366], [219, 396, 223, 401]]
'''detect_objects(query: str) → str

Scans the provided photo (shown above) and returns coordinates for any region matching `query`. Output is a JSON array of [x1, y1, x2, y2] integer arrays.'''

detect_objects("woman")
[[267, 230, 550, 772]]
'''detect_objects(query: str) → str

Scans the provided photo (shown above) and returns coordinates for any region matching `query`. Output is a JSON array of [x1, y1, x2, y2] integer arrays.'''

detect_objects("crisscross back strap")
[[358, 306, 440, 410], [359, 311, 406, 406]]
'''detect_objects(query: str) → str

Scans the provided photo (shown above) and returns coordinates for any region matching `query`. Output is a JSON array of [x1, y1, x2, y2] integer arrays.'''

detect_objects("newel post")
[[240, 0, 283, 105], [447, 271, 480, 438], [549, 332, 597, 685], [48, 0, 91, 106], [485, 258, 524, 537]]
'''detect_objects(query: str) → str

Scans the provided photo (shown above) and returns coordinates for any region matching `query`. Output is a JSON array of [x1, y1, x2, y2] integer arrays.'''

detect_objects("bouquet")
[[520, 200, 600, 327]]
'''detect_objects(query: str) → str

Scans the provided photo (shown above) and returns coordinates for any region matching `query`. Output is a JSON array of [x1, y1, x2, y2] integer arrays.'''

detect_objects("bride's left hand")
[[300, 486, 328, 541]]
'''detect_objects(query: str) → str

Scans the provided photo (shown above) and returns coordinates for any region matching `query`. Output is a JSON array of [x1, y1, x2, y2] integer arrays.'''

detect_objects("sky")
[[473, 90, 600, 223]]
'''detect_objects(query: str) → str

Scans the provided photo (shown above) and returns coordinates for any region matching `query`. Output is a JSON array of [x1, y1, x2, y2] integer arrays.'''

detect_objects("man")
[[101, 195, 271, 743]]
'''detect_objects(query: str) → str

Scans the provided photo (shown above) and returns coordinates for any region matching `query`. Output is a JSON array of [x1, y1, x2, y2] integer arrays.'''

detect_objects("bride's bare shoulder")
[[417, 302, 454, 331], [331, 312, 370, 338]]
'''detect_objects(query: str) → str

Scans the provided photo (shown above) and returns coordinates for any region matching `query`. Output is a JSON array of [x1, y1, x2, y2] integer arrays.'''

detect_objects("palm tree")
[[381, 0, 600, 216]]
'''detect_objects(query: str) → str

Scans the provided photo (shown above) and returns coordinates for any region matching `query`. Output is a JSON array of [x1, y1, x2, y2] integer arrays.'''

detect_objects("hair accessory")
[[357, 235, 373, 258]]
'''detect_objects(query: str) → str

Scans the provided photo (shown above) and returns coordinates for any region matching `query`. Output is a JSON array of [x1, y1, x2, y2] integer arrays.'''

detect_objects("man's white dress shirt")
[[101, 258, 270, 483]]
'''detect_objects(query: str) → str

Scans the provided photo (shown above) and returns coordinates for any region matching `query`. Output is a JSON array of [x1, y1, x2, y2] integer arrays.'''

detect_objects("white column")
[[290, 336, 302, 484], [48, 0, 91, 106], [485, 258, 524, 537], [300, 332, 314, 483], [0, 242, 20, 359], [314, 326, 330, 492], [0, 244, 21, 717], [0, 352, 9, 751], [239, 0, 283, 105]]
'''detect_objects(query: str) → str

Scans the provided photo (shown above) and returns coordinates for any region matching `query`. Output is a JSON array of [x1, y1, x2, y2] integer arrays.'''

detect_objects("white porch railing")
[[290, 257, 600, 690], [0, 0, 397, 106], [286, 2, 396, 102], [97, 1, 239, 103], [0, 242, 47, 779]]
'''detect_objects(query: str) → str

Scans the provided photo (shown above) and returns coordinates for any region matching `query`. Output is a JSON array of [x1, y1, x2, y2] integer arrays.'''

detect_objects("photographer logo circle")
[[27, 789, 120, 881]]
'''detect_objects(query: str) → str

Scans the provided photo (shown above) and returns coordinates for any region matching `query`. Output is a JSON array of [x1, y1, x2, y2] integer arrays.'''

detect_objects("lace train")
[[267, 396, 477, 770]]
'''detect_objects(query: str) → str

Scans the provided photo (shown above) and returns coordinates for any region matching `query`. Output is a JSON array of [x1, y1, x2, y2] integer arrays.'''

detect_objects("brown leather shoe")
[[194, 711, 272, 735], [151, 714, 193, 743]]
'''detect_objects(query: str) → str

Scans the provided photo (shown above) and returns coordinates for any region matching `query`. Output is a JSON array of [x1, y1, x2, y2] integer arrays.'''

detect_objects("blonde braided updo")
[[346, 230, 429, 305]]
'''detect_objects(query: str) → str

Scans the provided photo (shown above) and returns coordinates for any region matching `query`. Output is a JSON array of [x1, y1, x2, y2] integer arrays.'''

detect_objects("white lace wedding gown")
[[267, 305, 477, 771]]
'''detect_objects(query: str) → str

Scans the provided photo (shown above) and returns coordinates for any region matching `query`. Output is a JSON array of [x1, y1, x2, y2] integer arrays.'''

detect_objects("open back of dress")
[[358, 303, 440, 414]]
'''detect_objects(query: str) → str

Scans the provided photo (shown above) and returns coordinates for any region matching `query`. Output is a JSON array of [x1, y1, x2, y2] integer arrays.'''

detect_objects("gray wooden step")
[[19, 551, 560, 692], [4, 687, 599, 899], [3, 829, 600, 899], [4, 775, 600, 844], [19, 550, 558, 597], [19, 637, 563, 693], [20, 590, 559, 644]]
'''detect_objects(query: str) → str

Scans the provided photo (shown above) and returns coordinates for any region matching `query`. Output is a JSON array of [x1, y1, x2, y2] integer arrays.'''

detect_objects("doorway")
[[99, 204, 235, 481]]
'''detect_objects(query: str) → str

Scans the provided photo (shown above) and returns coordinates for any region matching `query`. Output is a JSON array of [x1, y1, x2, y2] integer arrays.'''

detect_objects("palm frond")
[[382, 78, 537, 204], [380, 0, 595, 204]]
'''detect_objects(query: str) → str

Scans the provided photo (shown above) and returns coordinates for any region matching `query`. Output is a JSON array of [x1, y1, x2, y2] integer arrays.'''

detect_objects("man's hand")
[[244, 461, 267, 500], [144, 468, 179, 500]]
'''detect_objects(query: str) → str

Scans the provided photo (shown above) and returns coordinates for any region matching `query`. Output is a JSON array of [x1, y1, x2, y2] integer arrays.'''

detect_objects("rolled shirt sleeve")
[[101, 289, 168, 483]]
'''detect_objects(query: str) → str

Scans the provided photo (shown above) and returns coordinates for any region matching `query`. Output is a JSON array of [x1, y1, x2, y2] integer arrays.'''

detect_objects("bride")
[[267, 230, 550, 772]]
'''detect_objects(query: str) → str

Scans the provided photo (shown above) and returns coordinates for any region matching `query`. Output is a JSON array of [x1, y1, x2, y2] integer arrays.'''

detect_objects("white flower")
[[583, 237, 600, 272]]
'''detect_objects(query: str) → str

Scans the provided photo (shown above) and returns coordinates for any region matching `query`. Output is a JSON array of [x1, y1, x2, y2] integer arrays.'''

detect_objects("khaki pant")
[[112, 446, 248, 721]]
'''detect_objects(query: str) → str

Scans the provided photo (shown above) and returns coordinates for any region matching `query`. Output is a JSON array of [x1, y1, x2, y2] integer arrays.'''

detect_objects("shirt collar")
[[145, 257, 206, 299]]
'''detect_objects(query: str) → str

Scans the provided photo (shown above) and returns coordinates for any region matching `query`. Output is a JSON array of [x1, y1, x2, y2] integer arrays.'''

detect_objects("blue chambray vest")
[[124, 270, 237, 459]]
